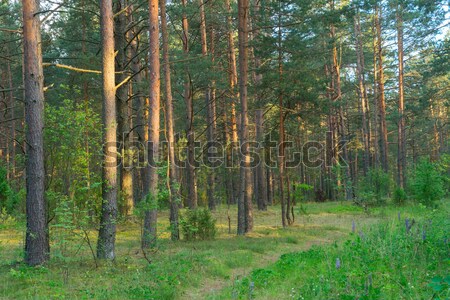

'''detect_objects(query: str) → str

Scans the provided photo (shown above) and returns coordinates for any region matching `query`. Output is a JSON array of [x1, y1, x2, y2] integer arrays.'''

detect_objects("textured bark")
[[142, 0, 160, 248], [129, 12, 146, 205], [160, 0, 179, 241], [277, 8, 287, 227], [354, 10, 370, 175], [396, 5, 406, 189], [97, 0, 118, 260], [237, 0, 253, 235], [225, 0, 239, 205], [115, 0, 133, 216], [23, 0, 49, 266], [255, 110, 267, 210], [375, 5, 389, 172], [182, 0, 198, 209], [198, 0, 216, 210]]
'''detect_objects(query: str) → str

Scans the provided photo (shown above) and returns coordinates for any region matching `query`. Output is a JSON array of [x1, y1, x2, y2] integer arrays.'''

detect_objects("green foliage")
[[180, 208, 216, 241], [393, 187, 408, 205], [357, 168, 392, 206], [229, 210, 449, 299], [44, 99, 102, 215], [411, 158, 445, 206]]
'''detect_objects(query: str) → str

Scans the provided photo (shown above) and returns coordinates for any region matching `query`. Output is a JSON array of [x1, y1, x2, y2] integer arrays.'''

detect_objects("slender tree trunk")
[[160, 0, 179, 241], [237, 0, 253, 235], [23, 0, 49, 266], [181, 0, 198, 209], [225, 0, 239, 205], [97, 0, 118, 260], [255, 109, 267, 210], [277, 6, 287, 226], [375, 5, 388, 172], [396, 5, 406, 189], [115, 0, 133, 216], [198, 0, 216, 210], [129, 13, 146, 205], [354, 10, 370, 175], [142, 0, 160, 248]]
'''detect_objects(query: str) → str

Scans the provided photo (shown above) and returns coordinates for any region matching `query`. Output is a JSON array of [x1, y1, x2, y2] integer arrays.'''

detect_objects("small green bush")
[[393, 187, 407, 205], [180, 208, 216, 241], [357, 167, 392, 206], [411, 158, 444, 206]]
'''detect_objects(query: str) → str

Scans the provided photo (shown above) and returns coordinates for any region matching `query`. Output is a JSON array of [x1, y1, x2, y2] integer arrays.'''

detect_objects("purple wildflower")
[[398, 212, 401, 221], [359, 230, 365, 240], [335, 258, 341, 269], [405, 218, 410, 233], [352, 220, 356, 233], [422, 228, 426, 241]]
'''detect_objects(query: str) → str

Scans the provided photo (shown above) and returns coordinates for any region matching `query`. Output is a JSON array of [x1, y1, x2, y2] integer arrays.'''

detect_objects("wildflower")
[[405, 218, 410, 233], [398, 212, 401, 221], [352, 220, 356, 233], [359, 230, 365, 240], [335, 258, 341, 269], [422, 228, 426, 241]]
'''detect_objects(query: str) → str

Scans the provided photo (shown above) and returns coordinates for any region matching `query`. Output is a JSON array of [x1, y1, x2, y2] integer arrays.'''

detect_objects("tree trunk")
[[396, 5, 406, 189], [198, 0, 216, 211], [97, 0, 118, 260], [23, 0, 49, 266], [182, 0, 198, 209], [255, 109, 267, 210], [114, 0, 133, 216], [142, 0, 160, 248], [375, 5, 389, 173], [225, 0, 239, 205], [354, 10, 370, 175], [129, 6, 145, 206], [237, 0, 253, 235], [160, 0, 179, 241]]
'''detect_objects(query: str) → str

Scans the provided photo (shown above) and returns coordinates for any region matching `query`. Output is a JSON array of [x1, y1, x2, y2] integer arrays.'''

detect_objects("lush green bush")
[[411, 158, 445, 206], [357, 167, 392, 206], [180, 208, 216, 241], [393, 187, 408, 205]]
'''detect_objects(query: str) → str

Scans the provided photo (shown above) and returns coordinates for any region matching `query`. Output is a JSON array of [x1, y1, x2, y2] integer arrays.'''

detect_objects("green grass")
[[0, 201, 448, 299], [210, 201, 450, 300]]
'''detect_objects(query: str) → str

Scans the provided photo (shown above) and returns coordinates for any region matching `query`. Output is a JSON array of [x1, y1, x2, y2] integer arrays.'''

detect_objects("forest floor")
[[0, 201, 448, 299]]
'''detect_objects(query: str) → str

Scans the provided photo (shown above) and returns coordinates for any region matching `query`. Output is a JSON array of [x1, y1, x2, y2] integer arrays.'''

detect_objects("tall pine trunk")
[[97, 0, 118, 260], [160, 0, 179, 241], [23, 0, 49, 265], [181, 0, 198, 209], [142, 0, 160, 248], [237, 0, 253, 235], [115, 0, 133, 216], [375, 5, 389, 173], [396, 5, 406, 189]]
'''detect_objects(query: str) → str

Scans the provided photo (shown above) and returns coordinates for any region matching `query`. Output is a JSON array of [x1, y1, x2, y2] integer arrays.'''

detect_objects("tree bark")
[[396, 4, 406, 189], [354, 9, 370, 175], [23, 0, 49, 266], [97, 0, 118, 260], [255, 109, 267, 210], [182, 0, 198, 209], [142, 0, 160, 248], [115, 0, 133, 216], [237, 0, 253, 235], [160, 0, 179, 241], [375, 5, 389, 173]]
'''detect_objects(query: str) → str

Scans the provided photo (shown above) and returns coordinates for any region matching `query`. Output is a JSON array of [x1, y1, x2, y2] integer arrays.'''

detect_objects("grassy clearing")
[[0, 201, 447, 299], [210, 201, 450, 300]]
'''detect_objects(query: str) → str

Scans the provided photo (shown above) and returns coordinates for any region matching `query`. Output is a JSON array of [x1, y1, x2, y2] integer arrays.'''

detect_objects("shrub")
[[357, 167, 392, 206], [180, 208, 216, 241], [393, 187, 407, 205], [411, 158, 444, 206]]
